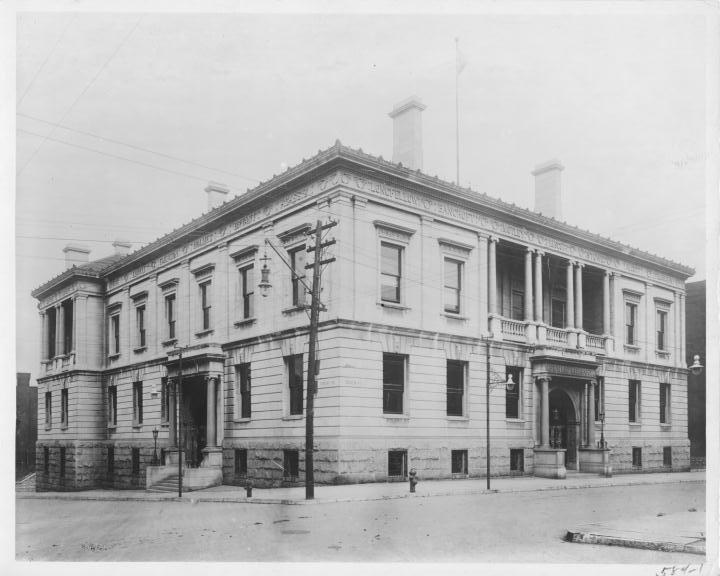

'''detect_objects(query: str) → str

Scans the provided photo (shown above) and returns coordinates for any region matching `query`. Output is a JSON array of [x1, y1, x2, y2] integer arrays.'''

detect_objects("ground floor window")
[[510, 449, 524, 472], [160, 448, 166, 466], [632, 447, 642, 468], [663, 446, 672, 467], [43, 447, 49, 473], [283, 450, 299, 479], [59, 447, 66, 478], [235, 448, 248, 476], [107, 446, 114, 476], [388, 450, 407, 478], [132, 448, 140, 475], [451, 450, 468, 475]]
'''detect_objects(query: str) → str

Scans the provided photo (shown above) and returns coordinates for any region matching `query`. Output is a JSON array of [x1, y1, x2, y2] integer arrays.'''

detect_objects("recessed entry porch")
[[532, 354, 612, 479]]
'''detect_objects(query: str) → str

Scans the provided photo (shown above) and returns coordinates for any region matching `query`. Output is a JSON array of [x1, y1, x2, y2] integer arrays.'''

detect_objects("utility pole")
[[177, 347, 184, 498], [304, 219, 336, 499]]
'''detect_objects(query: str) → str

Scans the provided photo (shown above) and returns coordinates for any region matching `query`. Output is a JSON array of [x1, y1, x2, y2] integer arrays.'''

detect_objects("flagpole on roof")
[[455, 37, 460, 185]]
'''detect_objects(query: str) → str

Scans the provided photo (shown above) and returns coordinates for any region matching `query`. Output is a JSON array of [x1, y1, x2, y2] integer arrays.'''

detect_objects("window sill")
[[107, 425, 117, 431], [161, 422, 169, 428], [378, 301, 409, 311], [442, 312, 469, 321], [107, 353, 121, 361], [162, 338, 178, 347], [624, 344, 641, 353], [506, 418, 526, 424], [655, 350, 670, 358], [660, 424, 672, 430], [447, 415, 469, 421], [44, 426, 52, 431], [629, 422, 642, 428], [133, 346, 147, 354], [234, 318, 257, 328], [234, 417, 252, 424], [282, 306, 308, 315], [132, 424, 143, 430], [383, 414, 409, 422], [195, 329, 214, 338], [282, 415, 304, 421], [60, 425, 68, 431]]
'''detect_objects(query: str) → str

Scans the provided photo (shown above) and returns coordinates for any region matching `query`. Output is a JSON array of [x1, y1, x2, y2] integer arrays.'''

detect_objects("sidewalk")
[[17, 469, 704, 505]]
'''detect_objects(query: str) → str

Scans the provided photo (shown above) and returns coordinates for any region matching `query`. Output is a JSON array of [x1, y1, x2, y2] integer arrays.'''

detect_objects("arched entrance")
[[549, 387, 579, 469]]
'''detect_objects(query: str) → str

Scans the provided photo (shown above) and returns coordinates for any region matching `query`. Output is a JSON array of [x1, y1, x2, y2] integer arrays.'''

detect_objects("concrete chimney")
[[205, 182, 230, 210], [63, 244, 90, 269], [112, 240, 132, 257], [388, 96, 426, 170], [532, 160, 564, 220]]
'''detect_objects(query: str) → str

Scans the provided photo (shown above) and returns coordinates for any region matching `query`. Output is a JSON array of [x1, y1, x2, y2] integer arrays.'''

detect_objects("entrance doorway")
[[180, 378, 207, 468], [549, 388, 578, 469]]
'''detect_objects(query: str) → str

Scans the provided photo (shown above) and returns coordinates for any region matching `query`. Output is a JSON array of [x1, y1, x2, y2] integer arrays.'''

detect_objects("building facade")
[[33, 101, 694, 491]]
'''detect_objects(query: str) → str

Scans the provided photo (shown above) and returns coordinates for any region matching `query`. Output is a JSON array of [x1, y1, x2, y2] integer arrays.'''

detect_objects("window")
[[287, 355, 304, 415], [110, 314, 120, 355], [133, 381, 143, 426], [108, 385, 117, 427], [60, 388, 68, 428], [625, 302, 637, 345], [59, 447, 66, 478], [660, 383, 671, 424], [446, 360, 465, 416], [239, 265, 254, 319], [200, 281, 212, 330], [132, 448, 140, 475], [505, 367, 522, 419], [629, 380, 641, 423], [283, 449, 299, 479], [136, 305, 146, 348], [107, 446, 114, 476], [383, 353, 405, 414], [510, 449, 524, 472], [237, 363, 252, 419], [47, 308, 56, 358], [551, 298, 566, 329], [511, 289, 525, 321], [43, 447, 49, 473], [235, 448, 248, 476], [388, 450, 407, 478], [632, 447, 642, 468], [451, 450, 468, 474], [380, 243, 402, 303], [289, 246, 307, 307], [160, 379, 169, 424], [165, 294, 176, 340], [45, 391, 51, 428], [663, 446, 672, 467], [656, 310, 667, 351], [443, 258, 462, 313], [62, 299, 73, 354]]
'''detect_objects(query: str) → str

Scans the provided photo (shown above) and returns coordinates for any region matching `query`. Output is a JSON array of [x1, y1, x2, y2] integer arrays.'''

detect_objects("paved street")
[[16, 481, 704, 563]]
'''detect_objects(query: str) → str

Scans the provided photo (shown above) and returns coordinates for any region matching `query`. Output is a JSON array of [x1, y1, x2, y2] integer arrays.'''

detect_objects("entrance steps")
[[147, 466, 222, 493]]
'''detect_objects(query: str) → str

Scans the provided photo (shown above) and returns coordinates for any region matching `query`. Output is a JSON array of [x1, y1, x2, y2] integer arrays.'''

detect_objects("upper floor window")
[[60, 388, 68, 428], [629, 379, 641, 423], [61, 299, 73, 354], [656, 309, 667, 351], [505, 366, 523, 419], [45, 391, 52, 429], [383, 353, 406, 414], [136, 305, 146, 348], [625, 302, 637, 345], [236, 363, 252, 419], [239, 266, 254, 320], [200, 281, 212, 331], [110, 314, 120, 355], [289, 246, 307, 307], [46, 308, 57, 358], [380, 243, 402, 304], [165, 293, 176, 340], [133, 381, 143, 426], [443, 259, 462, 314], [287, 354, 304, 415], [446, 360, 466, 416]]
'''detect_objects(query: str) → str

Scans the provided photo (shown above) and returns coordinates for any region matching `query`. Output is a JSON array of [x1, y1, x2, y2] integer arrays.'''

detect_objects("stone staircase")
[[147, 466, 222, 493]]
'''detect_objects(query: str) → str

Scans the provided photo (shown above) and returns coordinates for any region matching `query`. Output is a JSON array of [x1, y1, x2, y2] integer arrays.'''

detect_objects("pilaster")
[[477, 233, 489, 336]]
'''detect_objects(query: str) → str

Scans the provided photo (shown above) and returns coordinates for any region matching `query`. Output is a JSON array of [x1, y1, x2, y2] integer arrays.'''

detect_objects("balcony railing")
[[585, 334, 605, 350], [546, 327, 568, 345], [500, 317, 526, 339]]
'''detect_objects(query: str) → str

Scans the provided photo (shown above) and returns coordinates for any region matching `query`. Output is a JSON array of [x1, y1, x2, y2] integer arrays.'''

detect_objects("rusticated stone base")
[[533, 448, 567, 479], [578, 448, 612, 477]]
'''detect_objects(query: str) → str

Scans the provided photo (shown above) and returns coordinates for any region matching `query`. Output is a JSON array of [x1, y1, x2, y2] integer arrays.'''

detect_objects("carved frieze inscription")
[[532, 361, 598, 380], [106, 168, 686, 292]]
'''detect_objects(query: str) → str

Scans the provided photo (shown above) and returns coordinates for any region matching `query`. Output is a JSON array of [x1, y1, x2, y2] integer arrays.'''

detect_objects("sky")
[[10, 3, 715, 384]]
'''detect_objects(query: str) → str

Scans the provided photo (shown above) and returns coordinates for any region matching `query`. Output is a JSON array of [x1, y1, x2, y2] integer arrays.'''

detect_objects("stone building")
[[33, 98, 694, 491]]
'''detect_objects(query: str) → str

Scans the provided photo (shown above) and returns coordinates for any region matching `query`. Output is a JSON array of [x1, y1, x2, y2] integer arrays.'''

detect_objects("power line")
[[18, 16, 144, 175], [17, 112, 260, 185]]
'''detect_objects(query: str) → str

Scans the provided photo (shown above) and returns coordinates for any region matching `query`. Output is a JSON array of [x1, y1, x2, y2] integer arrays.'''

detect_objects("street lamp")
[[598, 411, 607, 449], [690, 354, 704, 376], [486, 339, 516, 490], [152, 427, 159, 465], [258, 252, 272, 298]]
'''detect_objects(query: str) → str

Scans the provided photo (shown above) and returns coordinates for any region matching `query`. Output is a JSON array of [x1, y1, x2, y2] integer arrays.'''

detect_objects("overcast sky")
[[12, 4, 713, 382]]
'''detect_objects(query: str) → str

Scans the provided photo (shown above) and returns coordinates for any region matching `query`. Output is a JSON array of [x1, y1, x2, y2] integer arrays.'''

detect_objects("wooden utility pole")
[[304, 219, 336, 500], [177, 347, 183, 497]]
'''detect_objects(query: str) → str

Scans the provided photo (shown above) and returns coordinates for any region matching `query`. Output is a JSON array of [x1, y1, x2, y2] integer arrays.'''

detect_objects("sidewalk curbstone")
[[564, 528, 706, 556]]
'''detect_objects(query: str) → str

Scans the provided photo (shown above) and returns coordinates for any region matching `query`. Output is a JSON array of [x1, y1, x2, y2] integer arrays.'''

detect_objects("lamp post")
[[152, 427, 159, 465], [690, 354, 704, 376], [485, 340, 516, 490], [599, 411, 606, 449]]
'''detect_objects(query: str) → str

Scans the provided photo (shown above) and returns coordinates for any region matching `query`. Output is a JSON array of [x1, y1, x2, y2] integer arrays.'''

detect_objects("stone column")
[[488, 237, 499, 336], [603, 271, 611, 334], [40, 312, 48, 361], [524, 248, 533, 321], [540, 377, 550, 448], [534, 251, 543, 322], [57, 304, 65, 356], [566, 262, 575, 329], [588, 380, 596, 447], [478, 233, 489, 335], [575, 263, 585, 348], [582, 381, 588, 446], [679, 293, 686, 364]]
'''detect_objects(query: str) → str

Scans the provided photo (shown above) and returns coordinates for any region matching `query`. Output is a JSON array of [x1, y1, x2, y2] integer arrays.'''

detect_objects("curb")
[[16, 477, 705, 505], [564, 529, 706, 556]]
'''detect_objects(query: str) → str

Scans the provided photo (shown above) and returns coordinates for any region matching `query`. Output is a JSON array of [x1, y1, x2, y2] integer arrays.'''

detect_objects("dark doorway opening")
[[549, 387, 578, 469], [180, 378, 207, 467]]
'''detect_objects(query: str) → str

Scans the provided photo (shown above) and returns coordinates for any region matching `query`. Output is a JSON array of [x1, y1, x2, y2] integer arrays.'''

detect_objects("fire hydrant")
[[409, 468, 418, 493], [245, 479, 253, 498]]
